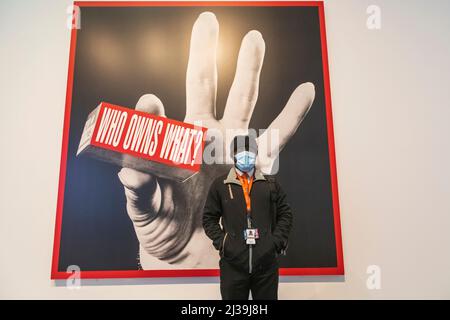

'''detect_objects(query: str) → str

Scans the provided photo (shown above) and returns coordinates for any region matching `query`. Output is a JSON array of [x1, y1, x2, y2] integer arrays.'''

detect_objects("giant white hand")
[[117, 12, 315, 269]]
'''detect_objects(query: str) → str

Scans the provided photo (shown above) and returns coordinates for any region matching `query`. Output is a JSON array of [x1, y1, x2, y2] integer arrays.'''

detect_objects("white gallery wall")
[[1, 0, 449, 299]]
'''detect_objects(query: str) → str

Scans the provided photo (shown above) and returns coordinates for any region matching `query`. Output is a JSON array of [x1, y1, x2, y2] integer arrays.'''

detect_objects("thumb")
[[118, 94, 167, 218], [135, 93, 165, 116], [118, 167, 162, 221], [117, 93, 166, 191], [117, 167, 156, 192]]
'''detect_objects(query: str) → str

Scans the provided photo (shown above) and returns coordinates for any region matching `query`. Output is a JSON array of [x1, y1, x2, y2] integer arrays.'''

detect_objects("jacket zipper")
[[249, 245, 253, 274], [247, 216, 252, 274]]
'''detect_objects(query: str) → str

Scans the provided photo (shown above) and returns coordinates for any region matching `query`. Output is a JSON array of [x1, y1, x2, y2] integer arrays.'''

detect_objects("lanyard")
[[236, 172, 254, 228]]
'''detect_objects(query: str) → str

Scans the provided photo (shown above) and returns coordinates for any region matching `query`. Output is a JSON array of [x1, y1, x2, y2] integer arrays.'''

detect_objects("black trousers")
[[219, 258, 279, 300]]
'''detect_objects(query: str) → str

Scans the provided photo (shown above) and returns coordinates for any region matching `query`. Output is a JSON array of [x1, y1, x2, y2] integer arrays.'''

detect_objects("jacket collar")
[[223, 167, 266, 185]]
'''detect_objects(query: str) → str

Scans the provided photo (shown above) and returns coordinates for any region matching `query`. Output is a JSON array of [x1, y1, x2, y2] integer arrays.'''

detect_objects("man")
[[203, 135, 293, 300]]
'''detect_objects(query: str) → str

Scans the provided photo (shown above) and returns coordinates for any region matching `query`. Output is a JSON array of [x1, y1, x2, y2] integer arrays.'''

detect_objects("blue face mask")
[[234, 151, 257, 173]]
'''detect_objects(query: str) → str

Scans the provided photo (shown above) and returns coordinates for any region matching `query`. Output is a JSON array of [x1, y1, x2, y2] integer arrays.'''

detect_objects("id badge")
[[244, 228, 259, 245]]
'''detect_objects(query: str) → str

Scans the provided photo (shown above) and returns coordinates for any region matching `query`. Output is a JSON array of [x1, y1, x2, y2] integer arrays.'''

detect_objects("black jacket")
[[202, 167, 293, 271]]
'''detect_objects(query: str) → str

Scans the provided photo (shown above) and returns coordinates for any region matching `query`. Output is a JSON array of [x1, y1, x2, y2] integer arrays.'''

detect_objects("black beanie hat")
[[230, 135, 258, 157]]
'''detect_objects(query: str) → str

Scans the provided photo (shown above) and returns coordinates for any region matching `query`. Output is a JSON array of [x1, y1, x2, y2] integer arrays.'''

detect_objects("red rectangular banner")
[[77, 102, 207, 182]]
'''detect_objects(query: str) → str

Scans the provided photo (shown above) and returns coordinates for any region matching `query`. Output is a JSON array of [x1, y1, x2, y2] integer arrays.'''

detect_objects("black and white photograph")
[[51, 2, 343, 279]]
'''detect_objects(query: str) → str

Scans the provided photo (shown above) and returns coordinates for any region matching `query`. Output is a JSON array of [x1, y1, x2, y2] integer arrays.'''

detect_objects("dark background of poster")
[[58, 6, 337, 271]]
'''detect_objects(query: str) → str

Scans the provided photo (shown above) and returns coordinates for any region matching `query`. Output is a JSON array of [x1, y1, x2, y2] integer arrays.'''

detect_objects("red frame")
[[51, 1, 344, 279]]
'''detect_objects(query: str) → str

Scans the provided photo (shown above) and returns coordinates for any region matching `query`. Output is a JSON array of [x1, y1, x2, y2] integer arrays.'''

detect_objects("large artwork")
[[52, 1, 343, 279]]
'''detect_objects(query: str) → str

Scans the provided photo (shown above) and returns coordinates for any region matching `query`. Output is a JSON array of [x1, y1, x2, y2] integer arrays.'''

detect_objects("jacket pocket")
[[266, 231, 278, 256], [220, 232, 228, 258], [253, 230, 278, 268], [222, 231, 247, 263], [269, 234, 279, 257]]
